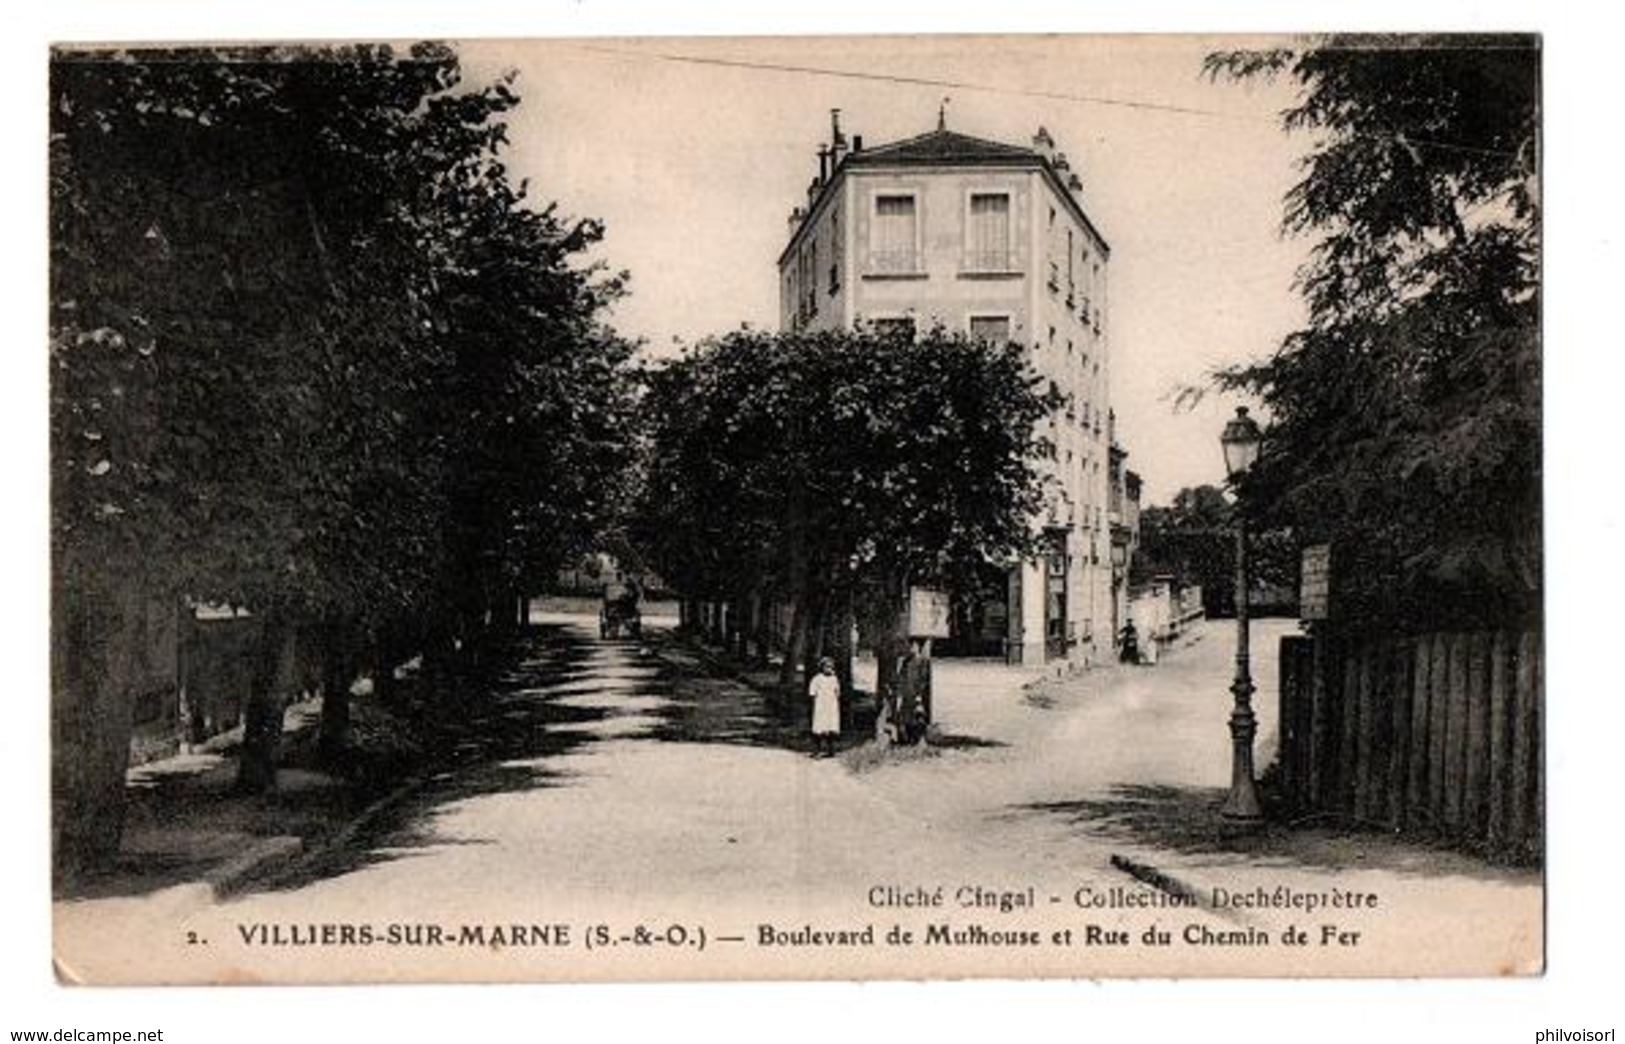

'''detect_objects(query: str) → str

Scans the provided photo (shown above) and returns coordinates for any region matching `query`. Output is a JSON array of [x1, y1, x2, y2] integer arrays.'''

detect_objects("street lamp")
[[1220, 406, 1264, 823]]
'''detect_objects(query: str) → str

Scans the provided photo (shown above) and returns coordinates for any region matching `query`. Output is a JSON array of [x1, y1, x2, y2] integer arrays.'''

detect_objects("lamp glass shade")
[[1221, 407, 1263, 478]]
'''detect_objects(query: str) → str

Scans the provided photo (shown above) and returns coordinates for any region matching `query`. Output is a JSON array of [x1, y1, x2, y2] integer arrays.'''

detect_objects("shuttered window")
[[967, 192, 1011, 270], [872, 195, 918, 273]]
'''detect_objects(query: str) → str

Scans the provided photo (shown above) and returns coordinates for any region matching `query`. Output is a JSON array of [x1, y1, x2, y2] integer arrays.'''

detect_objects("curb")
[[203, 777, 428, 900], [245, 776, 430, 895], [320, 776, 427, 855]]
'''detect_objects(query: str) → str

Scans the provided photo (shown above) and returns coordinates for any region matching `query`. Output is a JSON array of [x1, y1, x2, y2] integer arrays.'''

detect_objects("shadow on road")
[[262, 622, 815, 893], [641, 636, 809, 753], [74, 620, 886, 900], [1016, 784, 1539, 883]]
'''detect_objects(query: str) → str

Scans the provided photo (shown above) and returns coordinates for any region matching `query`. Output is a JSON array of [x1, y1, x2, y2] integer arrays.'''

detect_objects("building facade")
[[778, 112, 1125, 666]]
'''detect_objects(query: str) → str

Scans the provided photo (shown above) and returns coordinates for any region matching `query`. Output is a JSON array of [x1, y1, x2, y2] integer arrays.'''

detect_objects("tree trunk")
[[831, 587, 856, 697], [318, 615, 352, 768], [751, 591, 773, 667], [801, 584, 831, 685], [52, 571, 144, 882], [731, 595, 750, 659], [236, 609, 291, 795], [872, 572, 911, 728], [780, 455, 810, 686]]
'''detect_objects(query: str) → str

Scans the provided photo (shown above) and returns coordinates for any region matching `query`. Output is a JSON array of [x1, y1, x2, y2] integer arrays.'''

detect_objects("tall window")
[[872, 194, 918, 273], [969, 315, 1012, 344], [967, 192, 1011, 270], [828, 208, 841, 293], [1066, 229, 1075, 298], [806, 242, 817, 319]]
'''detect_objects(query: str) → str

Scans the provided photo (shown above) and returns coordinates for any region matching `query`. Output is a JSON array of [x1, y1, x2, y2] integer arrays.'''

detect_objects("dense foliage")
[[1203, 35, 1540, 632]]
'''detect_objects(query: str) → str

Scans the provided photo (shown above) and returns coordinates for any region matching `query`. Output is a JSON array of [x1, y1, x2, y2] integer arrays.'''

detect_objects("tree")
[[1202, 35, 1540, 632], [1135, 485, 1298, 616], [50, 43, 636, 874], [1134, 486, 1234, 610], [638, 325, 1057, 695]]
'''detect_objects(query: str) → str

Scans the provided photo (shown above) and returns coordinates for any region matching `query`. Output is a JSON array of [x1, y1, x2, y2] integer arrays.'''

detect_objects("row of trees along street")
[[48, 36, 1540, 880], [634, 326, 1060, 701], [50, 45, 639, 877]]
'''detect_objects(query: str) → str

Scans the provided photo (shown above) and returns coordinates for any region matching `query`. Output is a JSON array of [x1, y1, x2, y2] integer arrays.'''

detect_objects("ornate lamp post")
[[1220, 406, 1264, 823]]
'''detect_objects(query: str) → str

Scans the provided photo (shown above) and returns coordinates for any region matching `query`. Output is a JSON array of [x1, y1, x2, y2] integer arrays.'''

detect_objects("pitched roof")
[[844, 128, 1042, 168], [778, 124, 1110, 265]]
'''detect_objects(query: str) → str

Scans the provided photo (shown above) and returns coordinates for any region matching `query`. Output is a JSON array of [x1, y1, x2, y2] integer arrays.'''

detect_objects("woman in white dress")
[[808, 657, 842, 758]]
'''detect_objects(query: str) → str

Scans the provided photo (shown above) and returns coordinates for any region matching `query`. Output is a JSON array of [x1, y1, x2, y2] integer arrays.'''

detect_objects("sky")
[[461, 35, 1310, 506]]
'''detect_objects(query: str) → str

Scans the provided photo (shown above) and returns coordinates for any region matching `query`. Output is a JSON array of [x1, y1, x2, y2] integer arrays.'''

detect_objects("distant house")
[[777, 111, 1128, 666]]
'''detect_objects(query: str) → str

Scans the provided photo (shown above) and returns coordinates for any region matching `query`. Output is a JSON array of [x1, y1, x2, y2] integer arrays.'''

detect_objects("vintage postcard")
[[48, 33, 1542, 984]]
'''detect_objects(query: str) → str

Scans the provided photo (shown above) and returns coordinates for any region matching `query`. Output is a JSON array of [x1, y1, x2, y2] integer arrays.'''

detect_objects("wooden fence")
[[1277, 630, 1542, 858]]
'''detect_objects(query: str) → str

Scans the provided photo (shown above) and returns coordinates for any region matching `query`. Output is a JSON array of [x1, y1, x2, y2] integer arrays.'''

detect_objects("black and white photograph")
[[37, 31, 1551, 987]]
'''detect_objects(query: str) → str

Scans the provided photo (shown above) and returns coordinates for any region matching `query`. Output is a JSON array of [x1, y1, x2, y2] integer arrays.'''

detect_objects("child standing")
[[808, 657, 841, 758]]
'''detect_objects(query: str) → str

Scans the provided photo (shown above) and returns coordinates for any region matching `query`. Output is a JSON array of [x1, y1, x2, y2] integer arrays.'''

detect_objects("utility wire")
[[565, 41, 1257, 122]]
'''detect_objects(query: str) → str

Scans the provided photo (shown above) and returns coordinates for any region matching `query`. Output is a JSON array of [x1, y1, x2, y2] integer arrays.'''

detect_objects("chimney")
[[1053, 152, 1070, 172], [807, 177, 820, 204], [818, 146, 830, 183], [829, 108, 846, 165], [852, 134, 863, 154], [1067, 172, 1083, 193]]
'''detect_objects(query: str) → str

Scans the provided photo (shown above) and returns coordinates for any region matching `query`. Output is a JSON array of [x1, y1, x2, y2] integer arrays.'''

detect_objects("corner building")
[[779, 114, 1115, 666]]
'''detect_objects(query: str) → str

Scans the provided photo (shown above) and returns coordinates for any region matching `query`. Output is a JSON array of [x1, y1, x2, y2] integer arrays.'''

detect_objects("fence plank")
[[1352, 642, 1373, 819], [1463, 632, 1491, 839], [1277, 636, 1306, 799], [1339, 646, 1362, 815], [1308, 635, 1331, 808], [1532, 634, 1545, 852], [1303, 639, 1321, 800], [1274, 637, 1300, 793], [1407, 635, 1433, 827], [1510, 632, 1542, 853], [1387, 639, 1412, 829], [1445, 634, 1473, 832], [1364, 640, 1391, 823], [1486, 631, 1511, 846]]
